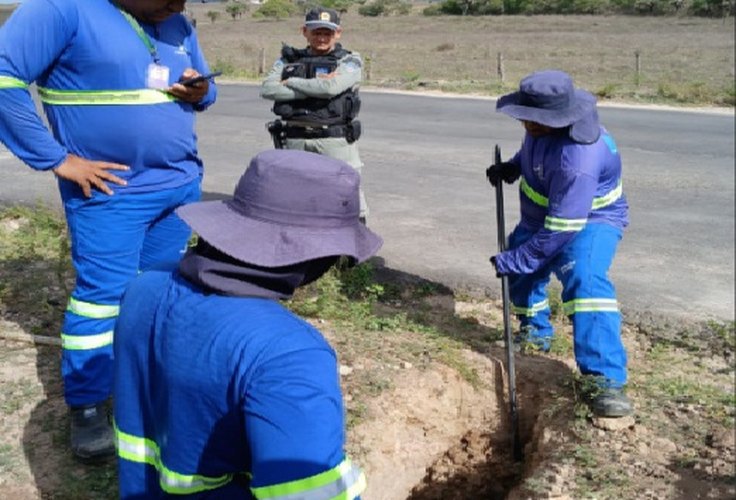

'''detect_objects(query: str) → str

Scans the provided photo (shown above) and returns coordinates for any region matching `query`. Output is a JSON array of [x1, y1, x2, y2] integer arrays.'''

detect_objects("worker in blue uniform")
[[487, 70, 633, 418], [113, 149, 382, 499], [0, 0, 217, 460]]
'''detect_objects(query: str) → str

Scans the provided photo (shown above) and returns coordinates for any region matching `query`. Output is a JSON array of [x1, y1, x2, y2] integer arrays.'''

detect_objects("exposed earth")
[[0, 208, 733, 499]]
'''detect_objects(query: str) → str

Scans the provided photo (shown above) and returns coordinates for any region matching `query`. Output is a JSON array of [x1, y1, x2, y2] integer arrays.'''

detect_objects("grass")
[[188, 5, 735, 107], [2, 206, 735, 498]]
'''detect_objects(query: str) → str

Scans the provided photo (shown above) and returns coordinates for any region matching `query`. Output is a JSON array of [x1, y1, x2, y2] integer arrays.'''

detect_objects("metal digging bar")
[[491, 144, 523, 462]]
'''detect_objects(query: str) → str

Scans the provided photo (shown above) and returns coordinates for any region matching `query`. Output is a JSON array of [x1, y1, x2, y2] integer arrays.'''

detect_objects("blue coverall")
[[494, 128, 629, 387], [114, 267, 365, 499], [0, 0, 216, 406]]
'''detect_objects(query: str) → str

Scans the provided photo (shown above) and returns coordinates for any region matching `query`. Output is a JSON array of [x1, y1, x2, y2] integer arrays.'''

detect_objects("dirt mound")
[[347, 348, 578, 500]]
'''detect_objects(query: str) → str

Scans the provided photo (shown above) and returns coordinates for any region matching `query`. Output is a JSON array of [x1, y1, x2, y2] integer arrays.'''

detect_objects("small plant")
[[435, 42, 455, 52], [206, 10, 220, 23]]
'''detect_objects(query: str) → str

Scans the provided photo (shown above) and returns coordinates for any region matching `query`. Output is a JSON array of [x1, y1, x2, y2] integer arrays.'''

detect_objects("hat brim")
[[304, 21, 339, 31], [176, 200, 383, 267], [496, 89, 596, 128]]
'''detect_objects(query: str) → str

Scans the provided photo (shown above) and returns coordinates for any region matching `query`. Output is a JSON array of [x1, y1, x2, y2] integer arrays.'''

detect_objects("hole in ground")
[[405, 354, 572, 500]]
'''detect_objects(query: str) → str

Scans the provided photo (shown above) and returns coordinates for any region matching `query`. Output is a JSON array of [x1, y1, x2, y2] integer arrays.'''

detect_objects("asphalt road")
[[1, 84, 733, 320]]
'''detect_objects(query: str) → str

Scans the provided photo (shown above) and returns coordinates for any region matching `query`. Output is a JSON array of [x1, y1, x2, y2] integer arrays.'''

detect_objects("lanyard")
[[115, 5, 160, 64]]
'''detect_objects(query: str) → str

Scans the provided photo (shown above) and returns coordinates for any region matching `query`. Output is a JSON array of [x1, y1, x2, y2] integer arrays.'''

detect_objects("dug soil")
[[0, 208, 733, 499], [1, 278, 733, 499]]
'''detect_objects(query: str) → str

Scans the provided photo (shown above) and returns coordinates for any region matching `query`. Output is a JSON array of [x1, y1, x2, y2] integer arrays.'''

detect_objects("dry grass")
[[188, 5, 735, 106]]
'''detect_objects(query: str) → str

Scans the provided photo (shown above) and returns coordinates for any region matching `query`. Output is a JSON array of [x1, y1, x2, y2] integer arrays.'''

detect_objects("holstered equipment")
[[266, 120, 286, 149], [283, 121, 362, 144]]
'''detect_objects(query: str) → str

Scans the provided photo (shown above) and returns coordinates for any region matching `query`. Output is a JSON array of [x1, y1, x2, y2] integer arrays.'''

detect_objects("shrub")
[[225, 1, 248, 20], [206, 10, 220, 23], [253, 0, 301, 19], [358, 0, 412, 16]]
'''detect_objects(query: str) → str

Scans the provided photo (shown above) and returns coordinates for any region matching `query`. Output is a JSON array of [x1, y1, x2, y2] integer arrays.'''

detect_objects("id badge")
[[146, 63, 170, 90]]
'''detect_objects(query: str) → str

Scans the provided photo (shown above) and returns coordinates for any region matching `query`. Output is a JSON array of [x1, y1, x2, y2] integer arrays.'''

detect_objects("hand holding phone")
[[179, 71, 222, 87]]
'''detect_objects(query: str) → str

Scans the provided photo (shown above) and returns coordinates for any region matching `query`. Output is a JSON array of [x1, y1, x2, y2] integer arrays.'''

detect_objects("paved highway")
[[0, 84, 733, 320]]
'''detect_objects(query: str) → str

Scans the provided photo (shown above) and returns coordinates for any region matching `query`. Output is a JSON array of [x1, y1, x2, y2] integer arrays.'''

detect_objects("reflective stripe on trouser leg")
[[507, 225, 554, 340], [287, 137, 369, 218], [61, 179, 201, 405], [554, 223, 627, 387]]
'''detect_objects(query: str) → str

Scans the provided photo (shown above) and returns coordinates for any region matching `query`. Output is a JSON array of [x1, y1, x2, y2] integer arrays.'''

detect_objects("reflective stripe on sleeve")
[[37, 87, 175, 105], [251, 458, 366, 500], [115, 424, 234, 495], [520, 178, 623, 211], [511, 298, 549, 317], [562, 298, 619, 315], [0, 76, 29, 89], [60, 330, 113, 350], [67, 297, 120, 319], [544, 216, 587, 232], [591, 180, 623, 209]]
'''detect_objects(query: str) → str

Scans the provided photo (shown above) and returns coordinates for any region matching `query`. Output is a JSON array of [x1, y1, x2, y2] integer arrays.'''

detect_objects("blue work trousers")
[[508, 223, 628, 387], [60, 179, 200, 406]]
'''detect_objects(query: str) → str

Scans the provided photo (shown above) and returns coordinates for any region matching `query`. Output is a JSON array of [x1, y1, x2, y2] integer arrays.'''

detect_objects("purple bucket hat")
[[496, 70, 600, 144], [176, 150, 383, 267]]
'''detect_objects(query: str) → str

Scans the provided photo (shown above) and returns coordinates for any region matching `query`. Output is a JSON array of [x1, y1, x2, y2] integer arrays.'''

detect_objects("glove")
[[489, 255, 506, 278], [486, 161, 521, 187]]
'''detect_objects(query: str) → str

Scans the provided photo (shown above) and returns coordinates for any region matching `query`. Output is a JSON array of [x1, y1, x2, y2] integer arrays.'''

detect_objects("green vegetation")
[[424, 0, 735, 16], [253, 0, 302, 19]]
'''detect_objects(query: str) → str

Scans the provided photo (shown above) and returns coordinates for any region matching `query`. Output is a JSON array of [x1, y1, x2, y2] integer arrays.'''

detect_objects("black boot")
[[70, 403, 115, 462], [589, 388, 634, 418]]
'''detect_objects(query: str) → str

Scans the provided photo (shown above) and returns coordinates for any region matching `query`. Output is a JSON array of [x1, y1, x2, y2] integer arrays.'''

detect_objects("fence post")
[[497, 52, 505, 84], [365, 52, 374, 82], [634, 50, 641, 86], [258, 47, 266, 76]]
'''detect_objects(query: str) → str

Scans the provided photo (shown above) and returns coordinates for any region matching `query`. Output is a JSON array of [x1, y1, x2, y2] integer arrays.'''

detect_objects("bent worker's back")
[[114, 266, 364, 499]]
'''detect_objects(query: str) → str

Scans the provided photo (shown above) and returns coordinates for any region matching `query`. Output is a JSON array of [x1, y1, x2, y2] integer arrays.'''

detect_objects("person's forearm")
[[0, 87, 67, 170], [284, 67, 361, 99]]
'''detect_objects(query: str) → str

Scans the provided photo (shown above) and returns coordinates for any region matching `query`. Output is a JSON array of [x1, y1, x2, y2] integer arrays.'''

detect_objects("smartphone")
[[179, 71, 223, 87]]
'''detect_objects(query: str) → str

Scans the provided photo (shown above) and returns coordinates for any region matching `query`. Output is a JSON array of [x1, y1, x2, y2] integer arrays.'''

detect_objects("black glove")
[[489, 255, 505, 278], [486, 161, 520, 187]]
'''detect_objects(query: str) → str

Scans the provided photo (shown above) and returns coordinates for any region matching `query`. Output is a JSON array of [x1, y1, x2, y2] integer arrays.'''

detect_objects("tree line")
[[199, 0, 735, 20]]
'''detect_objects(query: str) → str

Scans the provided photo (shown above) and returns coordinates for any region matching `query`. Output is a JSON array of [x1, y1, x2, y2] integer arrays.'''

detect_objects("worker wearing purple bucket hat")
[[487, 70, 632, 418], [113, 149, 381, 499]]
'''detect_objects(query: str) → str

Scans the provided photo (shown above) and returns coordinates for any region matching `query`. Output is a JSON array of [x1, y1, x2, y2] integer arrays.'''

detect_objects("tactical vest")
[[272, 44, 361, 126]]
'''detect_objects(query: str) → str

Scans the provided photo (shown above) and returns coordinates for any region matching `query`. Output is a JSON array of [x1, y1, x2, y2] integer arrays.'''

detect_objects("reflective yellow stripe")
[[592, 180, 623, 209], [0, 76, 29, 89], [251, 458, 365, 500], [520, 178, 549, 207], [115, 424, 233, 495], [544, 216, 587, 232], [511, 298, 549, 317], [37, 86, 175, 105], [520, 178, 623, 211], [60, 330, 113, 350], [67, 297, 119, 319], [562, 298, 618, 315]]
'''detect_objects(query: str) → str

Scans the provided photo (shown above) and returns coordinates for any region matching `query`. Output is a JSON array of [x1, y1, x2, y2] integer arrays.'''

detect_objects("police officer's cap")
[[304, 7, 340, 31]]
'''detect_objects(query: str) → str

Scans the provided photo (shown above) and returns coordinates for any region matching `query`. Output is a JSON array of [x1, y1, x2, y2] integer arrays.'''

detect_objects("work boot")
[[589, 388, 634, 418], [70, 403, 115, 462]]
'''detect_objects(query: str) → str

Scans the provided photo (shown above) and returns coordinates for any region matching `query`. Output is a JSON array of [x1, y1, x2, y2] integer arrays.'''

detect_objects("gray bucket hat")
[[176, 150, 382, 267], [496, 70, 600, 144]]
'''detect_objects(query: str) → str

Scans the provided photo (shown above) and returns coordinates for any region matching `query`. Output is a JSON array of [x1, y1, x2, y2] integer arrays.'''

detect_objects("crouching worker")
[[487, 70, 632, 418], [113, 149, 382, 499]]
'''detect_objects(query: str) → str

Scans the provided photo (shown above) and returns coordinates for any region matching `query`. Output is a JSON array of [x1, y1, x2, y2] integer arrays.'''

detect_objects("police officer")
[[114, 149, 381, 499], [487, 70, 632, 418], [261, 7, 369, 222]]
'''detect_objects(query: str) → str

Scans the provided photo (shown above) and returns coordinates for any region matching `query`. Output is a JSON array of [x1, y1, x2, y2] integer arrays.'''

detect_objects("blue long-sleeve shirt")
[[114, 267, 365, 499], [495, 127, 629, 275], [0, 0, 216, 194]]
